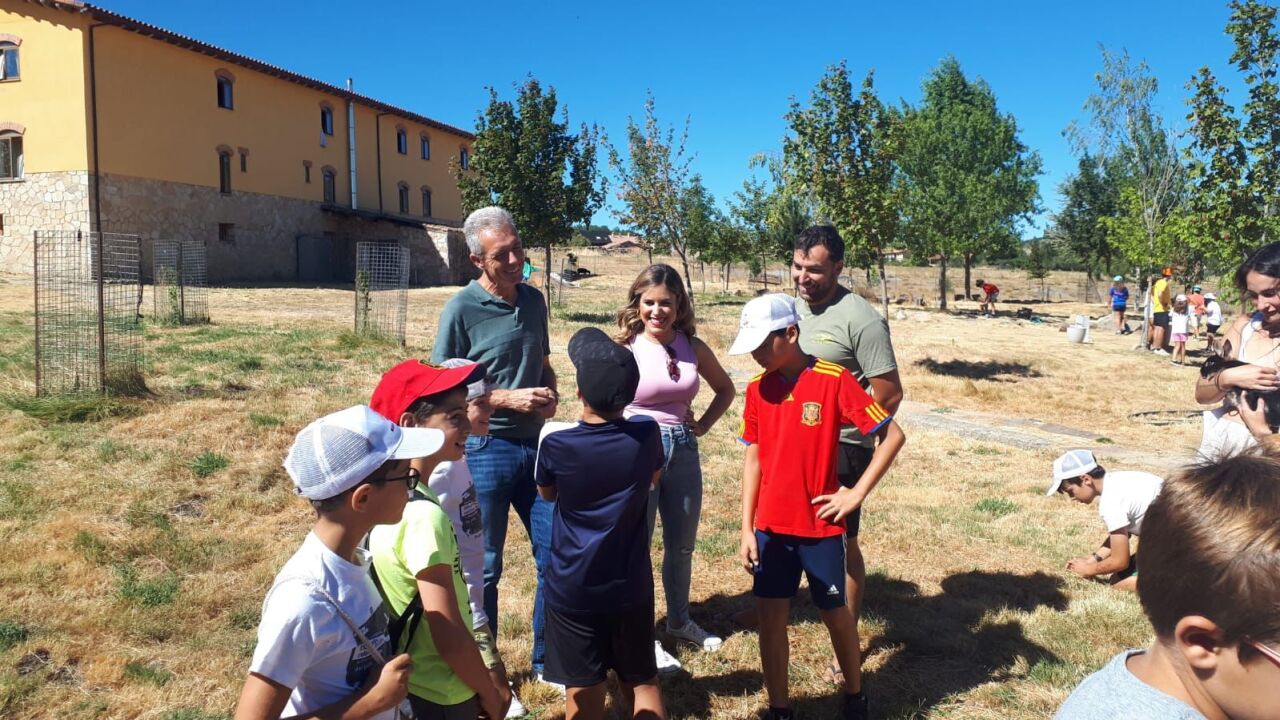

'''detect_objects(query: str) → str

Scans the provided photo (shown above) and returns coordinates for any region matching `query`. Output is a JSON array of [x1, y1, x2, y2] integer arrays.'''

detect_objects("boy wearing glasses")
[[234, 405, 438, 720], [1055, 446, 1280, 720], [367, 360, 509, 720]]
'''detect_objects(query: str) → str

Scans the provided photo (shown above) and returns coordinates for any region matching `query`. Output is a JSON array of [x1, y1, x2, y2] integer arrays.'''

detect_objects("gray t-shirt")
[[1055, 651, 1206, 720], [798, 286, 898, 447]]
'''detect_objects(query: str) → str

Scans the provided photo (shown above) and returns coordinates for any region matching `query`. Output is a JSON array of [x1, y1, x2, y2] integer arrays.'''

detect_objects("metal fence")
[[153, 239, 210, 324], [33, 231, 143, 395], [354, 242, 409, 344]]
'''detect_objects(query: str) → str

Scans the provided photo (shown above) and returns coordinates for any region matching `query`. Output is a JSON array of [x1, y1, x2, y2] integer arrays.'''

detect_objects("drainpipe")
[[88, 22, 107, 234], [374, 112, 390, 213], [346, 78, 357, 209]]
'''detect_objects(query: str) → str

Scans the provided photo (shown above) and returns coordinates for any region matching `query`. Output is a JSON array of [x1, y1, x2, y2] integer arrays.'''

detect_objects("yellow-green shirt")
[[369, 491, 473, 705], [1152, 278, 1171, 313]]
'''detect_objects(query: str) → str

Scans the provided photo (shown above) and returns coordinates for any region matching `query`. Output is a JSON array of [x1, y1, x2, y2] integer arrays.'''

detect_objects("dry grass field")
[[0, 250, 1227, 719]]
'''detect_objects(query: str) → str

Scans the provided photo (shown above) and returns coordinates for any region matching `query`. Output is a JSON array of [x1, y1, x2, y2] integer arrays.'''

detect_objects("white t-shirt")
[[427, 459, 487, 630], [249, 531, 395, 720], [1206, 300, 1223, 326], [1170, 310, 1189, 334], [1097, 471, 1164, 535]]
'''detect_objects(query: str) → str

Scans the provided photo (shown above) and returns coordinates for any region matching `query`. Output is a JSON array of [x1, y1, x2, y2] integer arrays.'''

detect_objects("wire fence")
[[354, 242, 409, 345], [34, 231, 143, 395], [153, 239, 210, 324]]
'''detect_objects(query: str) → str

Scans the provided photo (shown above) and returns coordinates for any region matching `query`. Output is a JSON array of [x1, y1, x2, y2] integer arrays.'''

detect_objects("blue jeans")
[[645, 424, 703, 628], [465, 434, 553, 673]]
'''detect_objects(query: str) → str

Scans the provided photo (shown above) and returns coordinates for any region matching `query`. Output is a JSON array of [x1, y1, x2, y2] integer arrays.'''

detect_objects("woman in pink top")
[[615, 264, 736, 668]]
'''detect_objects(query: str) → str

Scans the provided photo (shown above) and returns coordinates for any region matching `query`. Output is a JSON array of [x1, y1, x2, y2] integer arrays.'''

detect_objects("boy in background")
[[234, 405, 436, 720], [975, 278, 1000, 317], [1047, 449, 1163, 592], [535, 327, 667, 720], [1055, 447, 1280, 719], [730, 294, 906, 720], [368, 360, 508, 720]]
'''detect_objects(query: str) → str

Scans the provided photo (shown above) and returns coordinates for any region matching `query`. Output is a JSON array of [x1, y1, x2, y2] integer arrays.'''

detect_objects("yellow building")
[[0, 0, 476, 283]]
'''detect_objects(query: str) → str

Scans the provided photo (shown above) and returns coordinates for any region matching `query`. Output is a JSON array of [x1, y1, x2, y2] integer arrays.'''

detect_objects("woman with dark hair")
[[615, 264, 736, 672], [1194, 241, 1280, 457]]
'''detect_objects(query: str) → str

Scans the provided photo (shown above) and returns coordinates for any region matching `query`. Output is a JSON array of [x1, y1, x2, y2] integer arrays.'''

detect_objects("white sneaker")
[[1153, 348, 1170, 356], [533, 671, 566, 697], [654, 640, 682, 674], [666, 619, 723, 652], [505, 685, 527, 718]]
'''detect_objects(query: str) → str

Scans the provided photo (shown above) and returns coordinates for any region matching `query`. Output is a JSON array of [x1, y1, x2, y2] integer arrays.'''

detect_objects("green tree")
[[609, 93, 696, 287], [1025, 239, 1052, 300], [680, 175, 722, 291], [455, 78, 606, 308], [899, 57, 1042, 309], [782, 63, 903, 315], [1055, 153, 1120, 275]]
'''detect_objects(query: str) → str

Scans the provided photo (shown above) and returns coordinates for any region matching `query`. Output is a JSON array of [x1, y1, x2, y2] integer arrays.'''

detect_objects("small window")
[[420, 134, 430, 160], [396, 128, 407, 155], [0, 43, 19, 82], [421, 188, 432, 218], [0, 213, 5, 235], [460, 147, 469, 170], [239, 151, 247, 173], [218, 223, 235, 244], [320, 105, 334, 136], [322, 169, 336, 204], [304, 162, 311, 184], [218, 150, 232, 193], [397, 183, 409, 213], [0, 134, 23, 180], [215, 72, 234, 109]]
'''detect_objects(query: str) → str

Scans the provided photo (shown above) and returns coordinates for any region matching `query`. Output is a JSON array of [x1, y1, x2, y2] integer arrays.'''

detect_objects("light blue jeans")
[[646, 423, 703, 628]]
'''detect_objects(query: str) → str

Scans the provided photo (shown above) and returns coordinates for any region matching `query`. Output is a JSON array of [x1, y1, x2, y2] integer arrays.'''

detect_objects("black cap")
[[568, 327, 640, 412]]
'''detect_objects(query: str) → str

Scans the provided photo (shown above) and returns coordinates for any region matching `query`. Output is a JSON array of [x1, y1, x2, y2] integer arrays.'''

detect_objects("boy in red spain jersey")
[[729, 293, 906, 720]]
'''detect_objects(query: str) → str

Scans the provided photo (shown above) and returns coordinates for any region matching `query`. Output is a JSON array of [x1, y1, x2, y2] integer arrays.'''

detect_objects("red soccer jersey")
[[738, 357, 892, 538], [982, 283, 999, 296]]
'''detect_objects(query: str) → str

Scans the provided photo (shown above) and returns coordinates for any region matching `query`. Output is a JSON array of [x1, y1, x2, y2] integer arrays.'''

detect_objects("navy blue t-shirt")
[[534, 417, 664, 614]]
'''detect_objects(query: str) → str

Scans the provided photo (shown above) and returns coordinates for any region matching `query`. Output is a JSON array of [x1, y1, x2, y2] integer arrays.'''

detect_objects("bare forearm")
[[741, 451, 760, 533], [697, 389, 735, 432], [847, 422, 905, 501]]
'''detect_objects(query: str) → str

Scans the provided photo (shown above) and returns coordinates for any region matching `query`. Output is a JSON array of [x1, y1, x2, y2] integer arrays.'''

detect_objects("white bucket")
[[1066, 325, 1087, 344]]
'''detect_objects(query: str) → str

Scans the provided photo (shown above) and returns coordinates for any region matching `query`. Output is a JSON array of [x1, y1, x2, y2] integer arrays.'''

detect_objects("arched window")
[[397, 182, 409, 213], [421, 186, 432, 218], [419, 133, 430, 160], [322, 166, 337, 204], [215, 70, 234, 109], [0, 37, 20, 82], [0, 124, 24, 180], [216, 146, 233, 193], [459, 147, 469, 170], [320, 103, 334, 137], [396, 126, 408, 155]]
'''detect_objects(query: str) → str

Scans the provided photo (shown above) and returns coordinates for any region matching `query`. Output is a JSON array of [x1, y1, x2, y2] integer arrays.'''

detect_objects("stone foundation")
[[0, 172, 474, 286]]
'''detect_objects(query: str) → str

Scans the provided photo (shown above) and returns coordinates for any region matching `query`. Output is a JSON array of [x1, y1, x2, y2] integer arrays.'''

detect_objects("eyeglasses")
[[662, 343, 680, 382], [360, 467, 421, 492], [1245, 637, 1280, 668]]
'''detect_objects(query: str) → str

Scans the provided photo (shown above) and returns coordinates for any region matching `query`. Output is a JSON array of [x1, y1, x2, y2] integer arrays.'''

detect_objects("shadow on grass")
[[914, 357, 1042, 382], [556, 311, 615, 325], [669, 570, 1065, 717]]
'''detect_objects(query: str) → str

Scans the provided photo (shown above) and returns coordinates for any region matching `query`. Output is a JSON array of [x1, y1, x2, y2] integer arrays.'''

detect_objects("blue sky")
[[104, 0, 1249, 238]]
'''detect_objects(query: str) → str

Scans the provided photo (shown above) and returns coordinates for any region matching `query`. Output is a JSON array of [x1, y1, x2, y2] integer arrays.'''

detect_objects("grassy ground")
[[0, 253, 1222, 719]]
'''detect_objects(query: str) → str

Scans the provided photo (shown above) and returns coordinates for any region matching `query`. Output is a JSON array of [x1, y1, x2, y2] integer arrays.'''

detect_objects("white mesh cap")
[[438, 358, 496, 401], [1047, 449, 1099, 496], [284, 405, 444, 500], [728, 293, 801, 355]]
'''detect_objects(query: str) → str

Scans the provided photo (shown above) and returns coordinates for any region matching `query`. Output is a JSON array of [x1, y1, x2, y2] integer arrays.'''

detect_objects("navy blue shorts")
[[753, 530, 847, 609]]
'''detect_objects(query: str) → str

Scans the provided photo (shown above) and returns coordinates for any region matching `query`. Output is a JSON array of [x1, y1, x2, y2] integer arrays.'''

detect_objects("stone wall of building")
[[0, 171, 92, 275], [1, 172, 473, 286]]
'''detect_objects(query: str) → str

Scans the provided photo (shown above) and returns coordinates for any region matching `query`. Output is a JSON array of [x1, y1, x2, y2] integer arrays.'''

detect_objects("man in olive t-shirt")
[[792, 225, 903, 690]]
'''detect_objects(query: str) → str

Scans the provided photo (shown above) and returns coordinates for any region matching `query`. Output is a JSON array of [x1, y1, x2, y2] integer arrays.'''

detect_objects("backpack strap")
[[367, 489, 434, 655]]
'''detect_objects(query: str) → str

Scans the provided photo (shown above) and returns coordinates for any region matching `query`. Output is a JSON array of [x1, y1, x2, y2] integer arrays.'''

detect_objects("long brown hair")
[[615, 264, 696, 343]]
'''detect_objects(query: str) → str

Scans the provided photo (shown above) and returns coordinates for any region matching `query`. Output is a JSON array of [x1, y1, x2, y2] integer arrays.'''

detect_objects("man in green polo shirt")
[[792, 225, 904, 690], [431, 206, 560, 691]]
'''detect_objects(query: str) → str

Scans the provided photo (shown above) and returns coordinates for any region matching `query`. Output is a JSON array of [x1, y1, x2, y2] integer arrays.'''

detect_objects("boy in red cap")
[[367, 360, 511, 720]]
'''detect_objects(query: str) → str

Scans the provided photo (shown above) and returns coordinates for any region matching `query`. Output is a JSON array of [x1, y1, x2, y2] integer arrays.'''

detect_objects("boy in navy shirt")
[[535, 327, 668, 720]]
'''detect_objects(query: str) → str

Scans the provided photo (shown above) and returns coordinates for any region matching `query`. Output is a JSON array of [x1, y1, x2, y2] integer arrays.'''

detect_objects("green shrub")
[[974, 498, 1018, 517], [114, 564, 179, 607], [0, 620, 31, 651], [189, 452, 230, 478]]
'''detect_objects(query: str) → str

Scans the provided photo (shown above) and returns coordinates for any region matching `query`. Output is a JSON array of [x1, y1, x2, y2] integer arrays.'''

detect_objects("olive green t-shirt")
[[798, 286, 898, 447], [368, 492, 474, 706]]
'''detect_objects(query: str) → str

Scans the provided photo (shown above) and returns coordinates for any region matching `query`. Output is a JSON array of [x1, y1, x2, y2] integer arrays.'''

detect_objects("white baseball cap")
[[728, 293, 802, 355], [1047, 449, 1098, 496], [1204, 292, 1217, 300], [284, 404, 444, 500]]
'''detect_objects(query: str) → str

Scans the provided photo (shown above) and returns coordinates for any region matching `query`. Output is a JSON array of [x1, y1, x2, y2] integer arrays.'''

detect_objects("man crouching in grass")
[[730, 294, 905, 720], [234, 405, 437, 720], [1054, 446, 1280, 719]]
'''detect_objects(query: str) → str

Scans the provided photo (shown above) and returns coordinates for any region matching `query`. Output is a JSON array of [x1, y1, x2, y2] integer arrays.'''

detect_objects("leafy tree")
[[899, 57, 1042, 309], [1055, 153, 1121, 275], [1025, 239, 1052, 299], [609, 93, 696, 287], [680, 175, 723, 290], [1067, 47, 1184, 286], [782, 63, 903, 315], [456, 78, 606, 308]]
